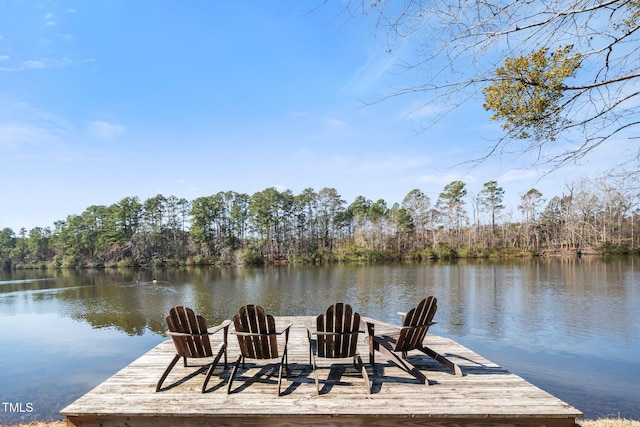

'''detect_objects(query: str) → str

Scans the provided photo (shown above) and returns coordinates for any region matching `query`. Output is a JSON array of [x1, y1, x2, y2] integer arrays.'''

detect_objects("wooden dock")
[[61, 316, 582, 426]]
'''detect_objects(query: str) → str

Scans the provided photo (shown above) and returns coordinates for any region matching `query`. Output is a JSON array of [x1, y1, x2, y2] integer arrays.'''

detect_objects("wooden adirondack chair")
[[366, 296, 463, 385], [156, 306, 230, 393], [308, 303, 371, 394], [228, 304, 292, 396]]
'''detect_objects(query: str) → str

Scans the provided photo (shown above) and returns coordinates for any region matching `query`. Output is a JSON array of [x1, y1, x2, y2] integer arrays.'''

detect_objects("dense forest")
[[1, 177, 639, 270]]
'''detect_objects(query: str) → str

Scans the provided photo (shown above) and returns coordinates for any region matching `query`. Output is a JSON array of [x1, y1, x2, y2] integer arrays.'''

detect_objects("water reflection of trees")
[[2, 260, 638, 343], [56, 267, 265, 335]]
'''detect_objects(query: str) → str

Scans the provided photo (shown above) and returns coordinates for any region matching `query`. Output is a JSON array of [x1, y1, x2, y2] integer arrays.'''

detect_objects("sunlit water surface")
[[1, 257, 638, 424]]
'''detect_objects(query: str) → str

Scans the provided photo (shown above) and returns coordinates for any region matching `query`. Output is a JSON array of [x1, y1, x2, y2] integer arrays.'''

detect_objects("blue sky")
[[0, 1, 631, 232]]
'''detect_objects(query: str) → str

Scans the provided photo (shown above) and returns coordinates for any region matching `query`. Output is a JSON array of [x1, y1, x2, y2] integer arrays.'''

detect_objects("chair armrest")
[[166, 331, 212, 338], [234, 331, 275, 337], [313, 330, 361, 337], [397, 311, 407, 324], [235, 321, 293, 338], [280, 321, 293, 333], [208, 319, 232, 335]]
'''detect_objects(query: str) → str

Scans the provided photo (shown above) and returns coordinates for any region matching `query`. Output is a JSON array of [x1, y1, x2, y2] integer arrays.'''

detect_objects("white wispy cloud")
[[0, 120, 77, 163], [23, 60, 47, 69], [45, 13, 56, 26], [325, 117, 347, 128], [87, 121, 126, 140], [0, 58, 73, 72], [0, 103, 74, 152], [0, 123, 51, 150], [342, 48, 396, 95], [400, 102, 445, 121]]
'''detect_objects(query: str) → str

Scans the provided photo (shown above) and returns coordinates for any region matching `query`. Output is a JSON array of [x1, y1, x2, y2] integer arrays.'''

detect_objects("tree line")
[[1, 177, 639, 269], [345, 0, 640, 171]]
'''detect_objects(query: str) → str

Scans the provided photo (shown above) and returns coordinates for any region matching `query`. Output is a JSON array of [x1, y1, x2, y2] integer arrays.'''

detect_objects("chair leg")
[[356, 354, 371, 394], [202, 363, 216, 394], [223, 324, 229, 369], [283, 345, 289, 377], [202, 344, 226, 393], [419, 345, 464, 377], [276, 343, 290, 396], [277, 355, 285, 396], [368, 338, 376, 365], [378, 344, 428, 385], [156, 354, 181, 392], [227, 355, 243, 394], [312, 354, 320, 395], [366, 322, 376, 365]]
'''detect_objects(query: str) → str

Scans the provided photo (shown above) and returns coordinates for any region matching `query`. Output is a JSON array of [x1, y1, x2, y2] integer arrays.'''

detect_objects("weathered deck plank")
[[61, 316, 582, 426]]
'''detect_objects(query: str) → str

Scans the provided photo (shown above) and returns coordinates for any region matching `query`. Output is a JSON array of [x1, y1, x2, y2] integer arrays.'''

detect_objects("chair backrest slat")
[[234, 305, 279, 360], [317, 303, 360, 359], [167, 306, 213, 359], [236, 305, 253, 358], [395, 297, 437, 353], [316, 311, 330, 357]]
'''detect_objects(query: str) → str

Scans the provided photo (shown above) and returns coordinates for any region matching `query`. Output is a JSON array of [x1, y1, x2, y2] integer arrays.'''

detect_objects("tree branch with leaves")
[[347, 0, 640, 169]]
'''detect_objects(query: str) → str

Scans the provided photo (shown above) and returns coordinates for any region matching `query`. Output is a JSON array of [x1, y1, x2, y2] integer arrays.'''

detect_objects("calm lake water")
[[1, 258, 639, 424]]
